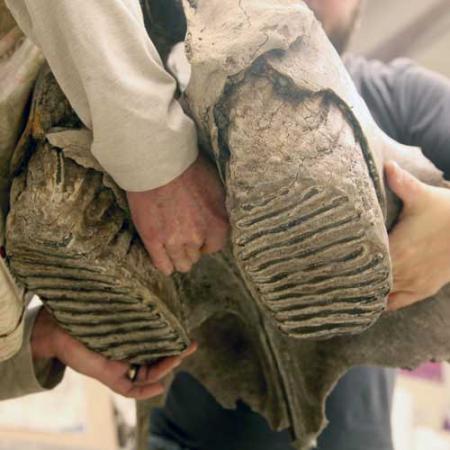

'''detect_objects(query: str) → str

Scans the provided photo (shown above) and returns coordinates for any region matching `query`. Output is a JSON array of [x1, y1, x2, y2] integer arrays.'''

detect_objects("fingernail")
[[390, 161, 399, 169]]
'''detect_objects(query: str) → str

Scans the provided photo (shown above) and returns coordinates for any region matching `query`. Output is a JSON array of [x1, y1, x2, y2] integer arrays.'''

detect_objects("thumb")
[[384, 161, 427, 210]]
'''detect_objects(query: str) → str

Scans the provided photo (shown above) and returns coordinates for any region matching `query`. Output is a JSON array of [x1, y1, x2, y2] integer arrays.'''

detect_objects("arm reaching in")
[[6, 0, 198, 192], [32, 308, 197, 400], [385, 161, 450, 311], [6, 0, 229, 274], [127, 155, 229, 275]]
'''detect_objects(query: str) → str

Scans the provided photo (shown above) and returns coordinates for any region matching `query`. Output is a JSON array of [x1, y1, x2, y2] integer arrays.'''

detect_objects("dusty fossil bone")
[[180, 0, 447, 342], [5, 1, 450, 449], [6, 71, 190, 363]]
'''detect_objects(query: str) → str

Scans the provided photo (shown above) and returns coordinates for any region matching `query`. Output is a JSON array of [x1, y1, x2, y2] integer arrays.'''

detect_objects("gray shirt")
[[345, 55, 450, 178]]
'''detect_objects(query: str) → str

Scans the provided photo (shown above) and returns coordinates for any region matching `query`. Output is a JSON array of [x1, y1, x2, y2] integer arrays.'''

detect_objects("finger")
[[147, 357, 184, 383], [135, 343, 198, 385], [134, 364, 151, 384], [185, 244, 202, 264], [181, 341, 198, 358], [58, 334, 167, 400], [144, 241, 174, 276], [387, 291, 419, 311], [141, 345, 198, 384], [201, 222, 229, 255], [57, 334, 129, 382], [392, 274, 415, 294], [165, 243, 193, 273], [125, 382, 165, 400], [384, 161, 426, 210]]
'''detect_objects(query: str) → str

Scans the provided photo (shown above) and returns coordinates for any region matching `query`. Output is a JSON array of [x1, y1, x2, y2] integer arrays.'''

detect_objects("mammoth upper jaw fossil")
[[5, 1, 450, 449]]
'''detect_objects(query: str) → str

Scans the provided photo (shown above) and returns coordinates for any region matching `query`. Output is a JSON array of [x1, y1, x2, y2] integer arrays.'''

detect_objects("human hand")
[[127, 155, 229, 275], [31, 308, 197, 399], [385, 161, 450, 311]]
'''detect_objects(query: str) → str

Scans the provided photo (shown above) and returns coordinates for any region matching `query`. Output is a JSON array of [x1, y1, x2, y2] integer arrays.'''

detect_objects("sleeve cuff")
[[92, 120, 200, 192], [0, 318, 24, 362], [0, 307, 65, 401]]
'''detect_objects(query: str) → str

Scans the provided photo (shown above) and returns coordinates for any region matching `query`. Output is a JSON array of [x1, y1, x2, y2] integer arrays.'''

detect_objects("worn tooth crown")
[[234, 187, 390, 338], [223, 75, 391, 339], [7, 144, 189, 363]]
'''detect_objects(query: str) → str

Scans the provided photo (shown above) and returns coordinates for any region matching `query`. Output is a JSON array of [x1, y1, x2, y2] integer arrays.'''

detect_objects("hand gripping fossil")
[[5, 1, 450, 449]]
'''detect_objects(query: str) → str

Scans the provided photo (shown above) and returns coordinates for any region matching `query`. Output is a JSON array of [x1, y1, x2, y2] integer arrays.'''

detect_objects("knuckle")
[[190, 233, 204, 247], [154, 261, 169, 273], [216, 224, 230, 239], [203, 242, 222, 255], [138, 226, 161, 243], [165, 235, 182, 248], [176, 262, 193, 273]]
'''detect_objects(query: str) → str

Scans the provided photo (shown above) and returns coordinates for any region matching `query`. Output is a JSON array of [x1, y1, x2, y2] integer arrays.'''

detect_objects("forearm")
[[6, 0, 198, 191]]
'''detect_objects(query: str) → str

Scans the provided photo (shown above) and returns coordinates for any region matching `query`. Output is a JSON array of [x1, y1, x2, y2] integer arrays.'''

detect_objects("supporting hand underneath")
[[385, 161, 450, 311], [127, 155, 229, 275], [31, 308, 197, 399]]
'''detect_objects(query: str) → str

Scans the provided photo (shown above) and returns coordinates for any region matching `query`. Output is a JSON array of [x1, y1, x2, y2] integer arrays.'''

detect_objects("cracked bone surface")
[[5, 1, 450, 449], [183, 0, 394, 339]]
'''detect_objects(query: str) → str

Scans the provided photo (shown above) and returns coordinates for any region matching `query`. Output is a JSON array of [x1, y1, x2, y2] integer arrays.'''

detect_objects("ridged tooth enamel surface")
[[223, 75, 391, 339], [7, 144, 189, 363]]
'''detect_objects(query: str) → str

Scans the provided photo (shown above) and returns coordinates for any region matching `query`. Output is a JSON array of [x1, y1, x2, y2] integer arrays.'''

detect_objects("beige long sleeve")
[[6, 0, 198, 191], [0, 307, 65, 400], [0, 252, 24, 362]]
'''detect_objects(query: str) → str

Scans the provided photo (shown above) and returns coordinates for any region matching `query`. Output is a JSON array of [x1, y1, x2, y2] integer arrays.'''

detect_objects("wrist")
[[31, 308, 60, 362]]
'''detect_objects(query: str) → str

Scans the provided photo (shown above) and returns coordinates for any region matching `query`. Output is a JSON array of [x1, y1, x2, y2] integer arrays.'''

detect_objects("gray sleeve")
[[346, 56, 450, 178], [389, 60, 450, 177]]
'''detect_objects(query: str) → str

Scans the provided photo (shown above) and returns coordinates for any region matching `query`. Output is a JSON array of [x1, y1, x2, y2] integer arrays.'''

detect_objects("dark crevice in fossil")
[[250, 235, 365, 273], [12, 269, 119, 286], [56, 312, 164, 326], [40, 292, 146, 306], [93, 335, 183, 352], [73, 325, 175, 340], [259, 257, 384, 293], [275, 305, 385, 322], [267, 275, 390, 301], [254, 247, 367, 282], [29, 287, 141, 302], [236, 188, 321, 227], [46, 303, 146, 314], [267, 293, 385, 311], [239, 215, 360, 261], [22, 277, 132, 294], [238, 197, 349, 246], [124, 347, 186, 362], [281, 319, 375, 335]]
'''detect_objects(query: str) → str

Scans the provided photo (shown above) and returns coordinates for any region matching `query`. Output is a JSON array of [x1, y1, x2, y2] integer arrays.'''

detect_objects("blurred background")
[[350, 0, 450, 76]]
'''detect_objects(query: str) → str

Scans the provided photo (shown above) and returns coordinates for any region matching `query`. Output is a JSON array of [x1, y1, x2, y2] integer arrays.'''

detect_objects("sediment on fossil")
[[6, 143, 189, 363], [215, 73, 391, 339]]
